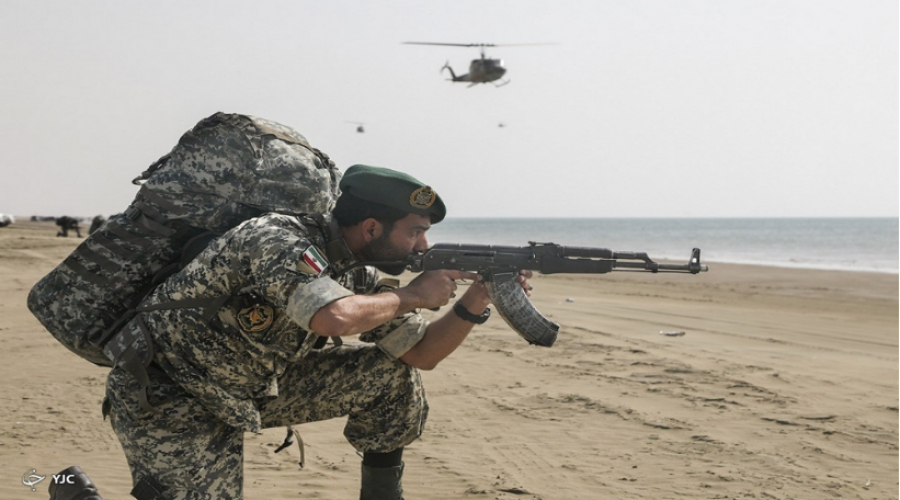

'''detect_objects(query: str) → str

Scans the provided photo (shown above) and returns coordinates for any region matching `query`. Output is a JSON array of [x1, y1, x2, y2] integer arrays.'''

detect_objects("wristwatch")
[[453, 301, 491, 324]]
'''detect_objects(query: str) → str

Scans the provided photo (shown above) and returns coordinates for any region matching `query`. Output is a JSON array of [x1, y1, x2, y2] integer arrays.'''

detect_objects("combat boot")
[[360, 462, 405, 500], [48, 466, 104, 500]]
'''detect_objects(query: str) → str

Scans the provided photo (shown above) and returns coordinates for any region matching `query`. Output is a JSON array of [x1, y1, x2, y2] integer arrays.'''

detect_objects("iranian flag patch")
[[302, 246, 328, 274]]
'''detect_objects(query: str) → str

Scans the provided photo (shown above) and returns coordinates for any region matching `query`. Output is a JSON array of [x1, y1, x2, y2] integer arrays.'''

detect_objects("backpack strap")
[[103, 314, 158, 414], [103, 294, 236, 413], [93, 229, 223, 348], [99, 230, 231, 412], [135, 295, 234, 321]]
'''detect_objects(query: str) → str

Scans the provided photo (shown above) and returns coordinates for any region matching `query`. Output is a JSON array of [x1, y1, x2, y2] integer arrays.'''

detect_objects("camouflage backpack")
[[27, 112, 341, 367]]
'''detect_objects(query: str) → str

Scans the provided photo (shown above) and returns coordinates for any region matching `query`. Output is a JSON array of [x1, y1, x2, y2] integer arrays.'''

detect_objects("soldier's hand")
[[405, 270, 480, 310], [517, 269, 534, 297], [457, 269, 533, 315]]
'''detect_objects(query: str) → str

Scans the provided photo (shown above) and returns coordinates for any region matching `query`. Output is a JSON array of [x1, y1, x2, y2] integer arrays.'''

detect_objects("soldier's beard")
[[359, 233, 410, 276]]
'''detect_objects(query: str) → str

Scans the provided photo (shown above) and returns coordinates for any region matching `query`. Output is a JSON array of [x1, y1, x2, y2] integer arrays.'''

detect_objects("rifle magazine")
[[485, 273, 559, 347]]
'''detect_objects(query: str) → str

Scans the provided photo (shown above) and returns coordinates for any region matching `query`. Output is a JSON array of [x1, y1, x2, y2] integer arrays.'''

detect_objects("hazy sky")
[[1, 1, 897, 218]]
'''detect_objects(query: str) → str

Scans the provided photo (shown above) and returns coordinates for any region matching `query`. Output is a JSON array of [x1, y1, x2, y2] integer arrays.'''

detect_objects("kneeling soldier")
[[104, 165, 532, 499]]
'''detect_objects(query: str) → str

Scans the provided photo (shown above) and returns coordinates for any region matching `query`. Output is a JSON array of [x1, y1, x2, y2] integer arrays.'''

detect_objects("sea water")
[[424, 218, 898, 274]]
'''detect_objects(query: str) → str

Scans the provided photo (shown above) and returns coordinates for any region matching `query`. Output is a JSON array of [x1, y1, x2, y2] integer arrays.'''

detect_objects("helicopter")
[[403, 42, 551, 87], [345, 121, 366, 133]]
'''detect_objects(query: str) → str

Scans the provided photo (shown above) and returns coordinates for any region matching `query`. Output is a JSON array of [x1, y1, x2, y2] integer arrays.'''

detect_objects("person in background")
[[55, 216, 82, 238]]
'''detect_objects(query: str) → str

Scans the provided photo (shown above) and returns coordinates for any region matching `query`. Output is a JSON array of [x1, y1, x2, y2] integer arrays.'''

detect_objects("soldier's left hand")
[[457, 269, 534, 313], [516, 269, 534, 297]]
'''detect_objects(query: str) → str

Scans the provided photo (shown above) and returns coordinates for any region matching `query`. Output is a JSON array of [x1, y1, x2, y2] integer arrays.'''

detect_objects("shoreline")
[[6, 219, 897, 275]]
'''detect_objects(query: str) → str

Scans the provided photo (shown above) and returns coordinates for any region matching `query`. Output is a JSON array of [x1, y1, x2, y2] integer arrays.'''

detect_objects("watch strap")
[[453, 301, 491, 324]]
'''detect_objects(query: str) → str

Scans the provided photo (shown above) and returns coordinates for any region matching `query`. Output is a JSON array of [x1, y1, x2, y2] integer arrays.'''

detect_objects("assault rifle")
[[367, 242, 708, 348]]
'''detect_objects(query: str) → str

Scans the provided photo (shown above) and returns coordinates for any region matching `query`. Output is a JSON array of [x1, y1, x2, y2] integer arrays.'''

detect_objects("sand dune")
[[1, 220, 896, 499]]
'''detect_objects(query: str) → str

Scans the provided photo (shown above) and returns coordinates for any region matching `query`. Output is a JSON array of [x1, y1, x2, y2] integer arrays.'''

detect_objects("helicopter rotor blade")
[[403, 42, 497, 48], [402, 42, 555, 48], [493, 43, 557, 47]]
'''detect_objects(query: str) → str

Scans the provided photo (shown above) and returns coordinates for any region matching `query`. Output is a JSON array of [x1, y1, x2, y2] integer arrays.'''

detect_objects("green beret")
[[340, 164, 446, 223]]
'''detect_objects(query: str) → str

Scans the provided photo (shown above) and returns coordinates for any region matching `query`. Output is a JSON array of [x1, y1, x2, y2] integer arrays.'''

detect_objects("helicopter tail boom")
[[441, 62, 471, 82]]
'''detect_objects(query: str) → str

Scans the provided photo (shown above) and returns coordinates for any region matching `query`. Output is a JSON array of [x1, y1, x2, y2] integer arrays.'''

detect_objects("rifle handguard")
[[484, 272, 559, 347]]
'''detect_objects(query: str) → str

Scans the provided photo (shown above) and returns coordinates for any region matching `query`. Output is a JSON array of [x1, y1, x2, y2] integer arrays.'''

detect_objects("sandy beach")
[[1, 220, 896, 499]]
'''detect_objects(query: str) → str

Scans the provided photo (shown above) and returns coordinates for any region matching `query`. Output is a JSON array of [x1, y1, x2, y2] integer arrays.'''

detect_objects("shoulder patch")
[[301, 245, 328, 274], [292, 260, 317, 275], [237, 305, 275, 333]]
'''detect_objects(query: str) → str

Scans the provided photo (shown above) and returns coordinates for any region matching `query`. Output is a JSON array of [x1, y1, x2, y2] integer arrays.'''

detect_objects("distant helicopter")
[[345, 121, 366, 133], [403, 42, 552, 87]]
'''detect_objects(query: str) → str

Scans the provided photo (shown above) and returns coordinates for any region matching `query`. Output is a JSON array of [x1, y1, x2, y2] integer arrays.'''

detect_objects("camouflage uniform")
[[104, 213, 429, 500]]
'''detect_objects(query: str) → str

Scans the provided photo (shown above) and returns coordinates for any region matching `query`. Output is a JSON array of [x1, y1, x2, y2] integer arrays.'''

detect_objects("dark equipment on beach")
[[402, 42, 553, 87], [55, 216, 82, 238], [89, 215, 106, 235], [350, 243, 708, 347]]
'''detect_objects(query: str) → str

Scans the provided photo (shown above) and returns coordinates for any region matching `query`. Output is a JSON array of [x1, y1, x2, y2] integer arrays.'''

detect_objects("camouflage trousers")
[[105, 343, 428, 500]]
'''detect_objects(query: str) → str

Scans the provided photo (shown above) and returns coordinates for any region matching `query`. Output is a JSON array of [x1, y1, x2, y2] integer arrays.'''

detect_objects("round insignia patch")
[[409, 186, 436, 209], [237, 305, 275, 333]]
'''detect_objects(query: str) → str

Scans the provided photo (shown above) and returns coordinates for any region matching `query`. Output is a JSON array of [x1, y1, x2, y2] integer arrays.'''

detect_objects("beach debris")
[[864, 479, 872, 489], [660, 331, 685, 337], [761, 417, 800, 426], [565, 297, 575, 302], [799, 415, 836, 421], [498, 487, 531, 494]]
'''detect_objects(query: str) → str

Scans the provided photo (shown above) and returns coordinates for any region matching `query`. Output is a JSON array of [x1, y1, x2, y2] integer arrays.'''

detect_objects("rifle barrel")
[[612, 261, 708, 273]]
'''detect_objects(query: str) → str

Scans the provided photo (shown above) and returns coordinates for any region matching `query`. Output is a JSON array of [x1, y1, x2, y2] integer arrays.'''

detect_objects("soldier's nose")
[[414, 235, 429, 253]]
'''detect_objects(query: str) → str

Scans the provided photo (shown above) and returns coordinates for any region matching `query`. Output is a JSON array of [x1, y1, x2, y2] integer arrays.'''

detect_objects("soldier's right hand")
[[403, 270, 481, 310]]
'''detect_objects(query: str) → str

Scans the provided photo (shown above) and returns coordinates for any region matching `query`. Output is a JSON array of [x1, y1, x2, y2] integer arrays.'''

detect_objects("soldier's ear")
[[361, 218, 383, 242]]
